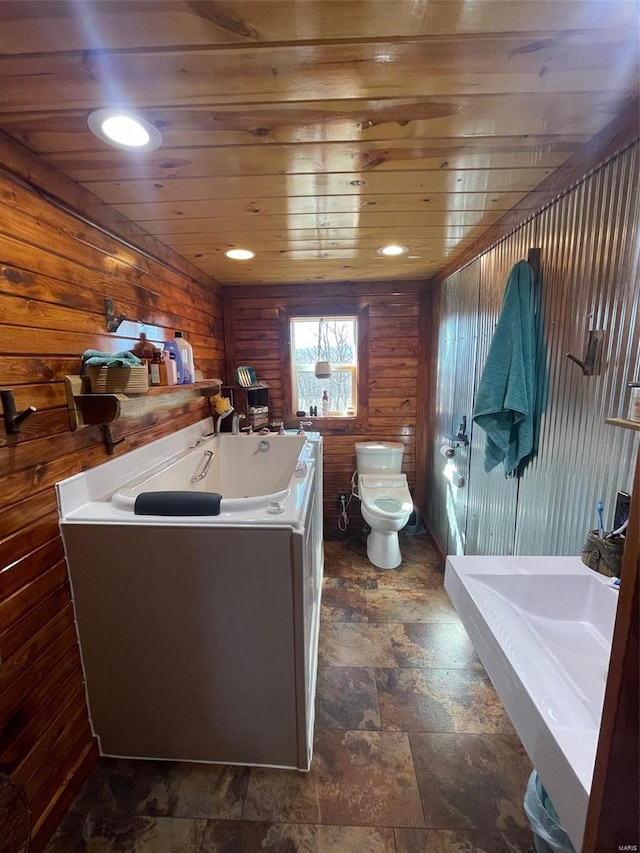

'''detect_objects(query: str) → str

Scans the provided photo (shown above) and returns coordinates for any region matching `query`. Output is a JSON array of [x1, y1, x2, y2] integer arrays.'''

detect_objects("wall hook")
[[1, 389, 37, 435], [105, 297, 127, 333], [101, 424, 126, 455], [445, 414, 469, 446], [527, 247, 541, 282], [566, 329, 604, 376]]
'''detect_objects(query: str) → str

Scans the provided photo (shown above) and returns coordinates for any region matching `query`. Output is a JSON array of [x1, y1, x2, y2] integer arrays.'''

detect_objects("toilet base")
[[366, 530, 402, 569]]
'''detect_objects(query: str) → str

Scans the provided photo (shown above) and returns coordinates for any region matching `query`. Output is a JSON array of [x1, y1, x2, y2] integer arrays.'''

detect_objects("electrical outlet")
[[337, 492, 348, 508]]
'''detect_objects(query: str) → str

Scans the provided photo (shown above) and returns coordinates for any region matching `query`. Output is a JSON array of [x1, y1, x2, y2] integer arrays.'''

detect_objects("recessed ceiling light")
[[377, 244, 409, 256], [225, 248, 255, 260], [87, 108, 163, 151]]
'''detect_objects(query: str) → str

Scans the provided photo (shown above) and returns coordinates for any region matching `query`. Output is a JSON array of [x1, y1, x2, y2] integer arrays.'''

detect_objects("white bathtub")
[[56, 419, 324, 771], [112, 432, 307, 514], [58, 424, 314, 526]]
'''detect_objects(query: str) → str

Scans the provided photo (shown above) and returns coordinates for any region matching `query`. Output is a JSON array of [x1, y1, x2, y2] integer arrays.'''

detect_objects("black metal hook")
[[100, 424, 126, 455], [1, 389, 37, 435], [567, 329, 604, 376], [105, 297, 127, 333], [445, 415, 469, 446], [527, 247, 541, 282]]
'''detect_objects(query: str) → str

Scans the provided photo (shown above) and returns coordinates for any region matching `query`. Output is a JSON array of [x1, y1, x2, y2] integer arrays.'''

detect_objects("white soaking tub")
[[111, 431, 308, 516], [56, 419, 324, 771]]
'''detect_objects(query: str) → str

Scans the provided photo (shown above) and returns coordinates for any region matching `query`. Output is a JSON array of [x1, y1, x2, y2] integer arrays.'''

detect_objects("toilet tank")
[[355, 441, 405, 474]]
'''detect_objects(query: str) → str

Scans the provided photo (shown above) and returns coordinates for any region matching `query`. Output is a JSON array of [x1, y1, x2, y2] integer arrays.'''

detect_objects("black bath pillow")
[[134, 491, 222, 516]]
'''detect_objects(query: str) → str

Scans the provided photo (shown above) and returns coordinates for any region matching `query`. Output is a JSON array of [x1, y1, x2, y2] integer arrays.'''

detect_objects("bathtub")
[[111, 432, 308, 517], [56, 418, 324, 771], [58, 424, 314, 527]]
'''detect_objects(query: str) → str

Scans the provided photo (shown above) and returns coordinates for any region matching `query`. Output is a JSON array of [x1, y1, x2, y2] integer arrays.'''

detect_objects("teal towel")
[[473, 260, 536, 475], [82, 349, 142, 368]]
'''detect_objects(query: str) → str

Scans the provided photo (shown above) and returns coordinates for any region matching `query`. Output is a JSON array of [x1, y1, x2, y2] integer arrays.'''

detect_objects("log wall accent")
[[224, 281, 432, 534], [0, 139, 224, 852]]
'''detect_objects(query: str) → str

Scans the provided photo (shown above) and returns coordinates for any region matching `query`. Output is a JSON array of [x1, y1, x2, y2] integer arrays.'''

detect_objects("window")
[[290, 316, 358, 417]]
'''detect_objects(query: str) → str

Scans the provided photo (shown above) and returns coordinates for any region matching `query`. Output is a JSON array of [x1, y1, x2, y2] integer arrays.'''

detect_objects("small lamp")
[[314, 318, 332, 379]]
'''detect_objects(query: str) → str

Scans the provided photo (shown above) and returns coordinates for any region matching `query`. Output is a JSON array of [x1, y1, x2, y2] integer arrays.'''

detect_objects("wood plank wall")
[[224, 281, 433, 535], [0, 138, 224, 851]]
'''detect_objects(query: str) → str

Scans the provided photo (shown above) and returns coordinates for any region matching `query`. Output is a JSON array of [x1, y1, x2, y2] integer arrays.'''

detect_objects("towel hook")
[[445, 415, 469, 446], [527, 247, 541, 282], [104, 297, 127, 333], [1, 389, 37, 435], [567, 329, 604, 376], [101, 425, 126, 455]]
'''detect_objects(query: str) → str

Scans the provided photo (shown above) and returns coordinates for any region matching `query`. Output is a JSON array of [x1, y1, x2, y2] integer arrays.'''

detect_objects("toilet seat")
[[358, 474, 413, 520]]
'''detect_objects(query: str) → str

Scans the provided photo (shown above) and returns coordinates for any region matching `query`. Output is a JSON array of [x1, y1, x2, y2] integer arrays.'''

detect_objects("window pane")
[[292, 318, 356, 366], [295, 370, 354, 414], [290, 316, 358, 415]]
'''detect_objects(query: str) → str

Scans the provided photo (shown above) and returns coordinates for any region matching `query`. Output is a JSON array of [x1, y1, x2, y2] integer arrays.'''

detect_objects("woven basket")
[[87, 365, 149, 394], [580, 529, 625, 578]]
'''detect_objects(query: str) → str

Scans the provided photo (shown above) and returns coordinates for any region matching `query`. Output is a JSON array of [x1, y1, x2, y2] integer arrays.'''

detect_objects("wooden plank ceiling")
[[0, 0, 638, 286]]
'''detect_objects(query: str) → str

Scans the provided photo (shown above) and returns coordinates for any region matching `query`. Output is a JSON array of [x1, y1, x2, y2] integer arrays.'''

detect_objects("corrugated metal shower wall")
[[426, 140, 640, 557]]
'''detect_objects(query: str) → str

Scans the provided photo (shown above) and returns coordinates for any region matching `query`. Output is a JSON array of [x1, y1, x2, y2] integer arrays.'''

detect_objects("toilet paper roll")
[[440, 444, 455, 459]]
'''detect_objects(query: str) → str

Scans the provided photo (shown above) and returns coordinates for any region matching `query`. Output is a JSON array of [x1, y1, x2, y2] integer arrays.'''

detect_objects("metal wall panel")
[[428, 140, 639, 558], [516, 145, 640, 555]]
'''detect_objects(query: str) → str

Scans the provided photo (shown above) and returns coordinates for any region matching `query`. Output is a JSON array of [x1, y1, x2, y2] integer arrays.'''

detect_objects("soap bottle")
[[163, 338, 183, 384], [322, 389, 329, 416], [174, 331, 194, 384]]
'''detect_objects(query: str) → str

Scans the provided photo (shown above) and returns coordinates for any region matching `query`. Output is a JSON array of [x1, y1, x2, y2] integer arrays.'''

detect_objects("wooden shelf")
[[145, 380, 222, 397], [65, 375, 222, 435], [605, 417, 640, 432]]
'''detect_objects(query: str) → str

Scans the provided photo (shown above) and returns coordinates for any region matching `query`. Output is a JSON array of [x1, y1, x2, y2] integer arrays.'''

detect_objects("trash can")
[[523, 770, 576, 853]]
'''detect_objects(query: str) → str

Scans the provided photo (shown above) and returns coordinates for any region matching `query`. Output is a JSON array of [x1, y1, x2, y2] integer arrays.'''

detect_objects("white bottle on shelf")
[[174, 331, 194, 384], [321, 389, 329, 416]]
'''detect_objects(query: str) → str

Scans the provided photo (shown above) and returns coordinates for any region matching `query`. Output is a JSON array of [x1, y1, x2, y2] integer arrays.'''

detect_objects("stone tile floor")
[[47, 533, 534, 852]]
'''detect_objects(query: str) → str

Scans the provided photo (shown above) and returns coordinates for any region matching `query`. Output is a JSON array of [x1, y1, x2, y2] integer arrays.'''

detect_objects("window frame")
[[279, 304, 369, 433], [290, 316, 358, 416]]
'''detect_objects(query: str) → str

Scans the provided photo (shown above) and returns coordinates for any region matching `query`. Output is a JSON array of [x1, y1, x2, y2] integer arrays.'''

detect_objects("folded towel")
[[472, 260, 537, 476], [82, 349, 143, 368]]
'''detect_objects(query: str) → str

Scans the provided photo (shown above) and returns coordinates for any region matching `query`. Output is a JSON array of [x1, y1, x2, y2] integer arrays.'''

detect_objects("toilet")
[[355, 441, 413, 569]]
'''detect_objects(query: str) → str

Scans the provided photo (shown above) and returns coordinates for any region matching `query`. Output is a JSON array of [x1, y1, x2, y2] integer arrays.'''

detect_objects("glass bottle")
[[149, 350, 164, 385]]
